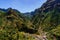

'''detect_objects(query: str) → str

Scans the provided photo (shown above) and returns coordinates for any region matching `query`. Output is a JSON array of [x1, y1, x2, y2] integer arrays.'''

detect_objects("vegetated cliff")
[[32, 0, 60, 40]]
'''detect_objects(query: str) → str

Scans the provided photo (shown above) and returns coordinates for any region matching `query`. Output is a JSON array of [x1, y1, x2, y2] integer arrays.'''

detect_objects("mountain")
[[24, 0, 60, 19], [32, 0, 60, 14], [0, 8, 38, 40], [31, 0, 60, 40], [0, 0, 60, 40]]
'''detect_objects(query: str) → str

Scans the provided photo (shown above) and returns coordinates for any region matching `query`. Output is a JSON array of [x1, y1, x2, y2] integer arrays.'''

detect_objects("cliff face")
[[35, 0, 60, 13]]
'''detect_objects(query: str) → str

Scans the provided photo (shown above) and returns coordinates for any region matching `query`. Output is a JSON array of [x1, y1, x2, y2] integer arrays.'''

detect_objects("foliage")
[[0, 8, 36, 40]]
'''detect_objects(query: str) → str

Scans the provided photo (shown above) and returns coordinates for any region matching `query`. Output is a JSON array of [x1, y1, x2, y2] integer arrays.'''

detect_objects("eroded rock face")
[[47, 0, 55, 2], [35, 0, 60, 13]]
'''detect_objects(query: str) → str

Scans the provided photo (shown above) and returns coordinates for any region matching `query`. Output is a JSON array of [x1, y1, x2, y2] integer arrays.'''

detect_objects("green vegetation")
[[0, 1, 60, 39], [0, 8, 36, 40], [0, 7, 60, 40], [32, 8, 60, 40]]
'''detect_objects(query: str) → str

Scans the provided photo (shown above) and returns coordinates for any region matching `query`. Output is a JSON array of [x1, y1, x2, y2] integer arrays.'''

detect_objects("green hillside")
[[0, 0, 60, 40]]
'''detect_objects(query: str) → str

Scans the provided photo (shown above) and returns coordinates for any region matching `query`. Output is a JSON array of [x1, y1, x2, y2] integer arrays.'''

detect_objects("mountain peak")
[[35, 0, 60, 13], [47, 0, 60, 3], [47, 0, 55, 1]]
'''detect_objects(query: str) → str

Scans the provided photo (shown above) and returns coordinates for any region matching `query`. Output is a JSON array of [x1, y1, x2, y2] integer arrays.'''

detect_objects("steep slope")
[[32, 0, 60, 40], [0, 8, 37, 40], [0, 8, 24, 40], [0, 0, 60, 40]]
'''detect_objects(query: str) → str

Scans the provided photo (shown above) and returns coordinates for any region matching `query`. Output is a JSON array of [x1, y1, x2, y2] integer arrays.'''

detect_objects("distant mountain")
[[0, 8, 7, 12], [23, 12, 34, 20]]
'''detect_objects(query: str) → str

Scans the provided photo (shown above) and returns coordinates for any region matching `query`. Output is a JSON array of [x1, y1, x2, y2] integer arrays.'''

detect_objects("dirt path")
[[24, 33, 48, 40]]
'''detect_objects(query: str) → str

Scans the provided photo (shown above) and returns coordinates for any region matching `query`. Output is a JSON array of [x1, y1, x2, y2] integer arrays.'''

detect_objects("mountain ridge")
[[31, 0, 60, 39], [0, 0, 60, 40]]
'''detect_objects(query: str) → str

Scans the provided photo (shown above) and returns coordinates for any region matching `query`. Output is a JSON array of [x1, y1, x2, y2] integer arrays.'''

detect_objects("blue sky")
[[0, 0, 46, 13]]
